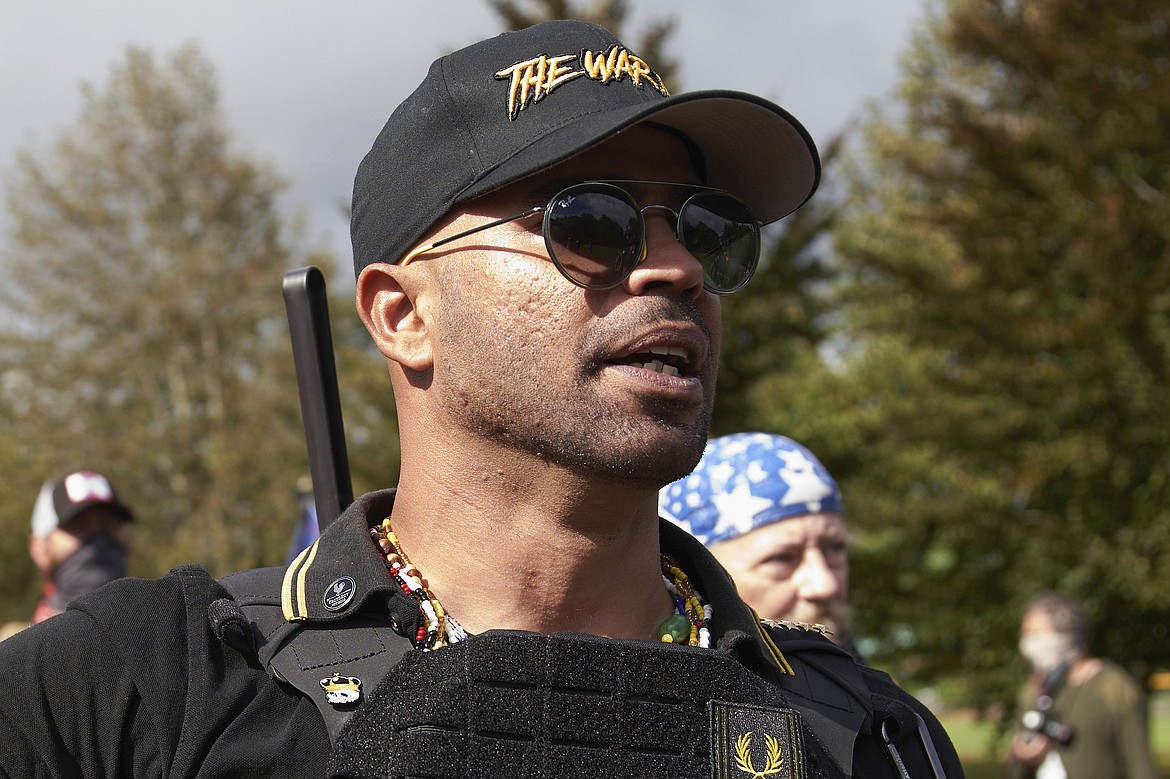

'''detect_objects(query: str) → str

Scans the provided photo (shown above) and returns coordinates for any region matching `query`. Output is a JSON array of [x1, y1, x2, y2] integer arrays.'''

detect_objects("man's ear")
[[356, 262, 434, 371]]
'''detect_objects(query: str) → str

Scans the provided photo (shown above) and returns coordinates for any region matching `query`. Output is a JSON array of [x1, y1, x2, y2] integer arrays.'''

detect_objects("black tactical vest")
[[213, 570, 952, 779]]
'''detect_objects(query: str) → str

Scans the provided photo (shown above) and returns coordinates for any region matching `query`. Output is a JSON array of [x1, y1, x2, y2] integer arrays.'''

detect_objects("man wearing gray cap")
[[0, 20, 960, 778]]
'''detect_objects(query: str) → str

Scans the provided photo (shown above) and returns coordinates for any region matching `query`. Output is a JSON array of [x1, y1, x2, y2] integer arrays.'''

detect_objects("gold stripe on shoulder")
[[751, 607, 796, 676], [281, 540, 319, 621]]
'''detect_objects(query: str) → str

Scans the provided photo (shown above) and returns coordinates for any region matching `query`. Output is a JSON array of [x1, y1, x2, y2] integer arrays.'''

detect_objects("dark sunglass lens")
[[678, 192, 760, 293], [544, 186, 642, 288]]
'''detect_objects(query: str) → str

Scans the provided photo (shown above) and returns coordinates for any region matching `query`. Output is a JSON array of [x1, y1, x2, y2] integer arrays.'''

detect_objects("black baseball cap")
[[351, 19, 820, 276], [31, 470, 134, 538]]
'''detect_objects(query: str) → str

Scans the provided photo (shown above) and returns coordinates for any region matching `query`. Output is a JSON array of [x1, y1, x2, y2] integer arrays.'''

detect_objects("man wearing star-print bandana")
[[0, 19, 963, 779], [661, 433, 861, 659]]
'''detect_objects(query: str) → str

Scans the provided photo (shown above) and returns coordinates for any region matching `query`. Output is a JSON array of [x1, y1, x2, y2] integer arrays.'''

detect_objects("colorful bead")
[[372, 519, 713, 652], [660, 613, 691, 643], [372, 517, 449, 652], [659, 554, 713, 648]]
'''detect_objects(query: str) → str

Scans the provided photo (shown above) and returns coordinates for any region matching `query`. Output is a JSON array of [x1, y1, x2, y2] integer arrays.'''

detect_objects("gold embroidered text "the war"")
[[495, 46, 670, 120]]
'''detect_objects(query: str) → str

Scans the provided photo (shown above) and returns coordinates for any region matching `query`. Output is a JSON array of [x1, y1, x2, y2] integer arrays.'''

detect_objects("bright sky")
[[0, 1, 926, 288]]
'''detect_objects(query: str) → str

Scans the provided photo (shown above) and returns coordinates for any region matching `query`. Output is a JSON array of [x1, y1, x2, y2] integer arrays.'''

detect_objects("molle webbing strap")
[[327, 630, 849, 779]]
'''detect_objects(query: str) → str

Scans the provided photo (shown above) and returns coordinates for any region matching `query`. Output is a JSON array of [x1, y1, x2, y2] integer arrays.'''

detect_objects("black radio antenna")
[[282, 266, 353, 528]]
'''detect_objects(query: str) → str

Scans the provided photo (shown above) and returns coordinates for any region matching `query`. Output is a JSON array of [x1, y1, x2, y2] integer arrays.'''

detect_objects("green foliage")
[[0, 45, 339, 620], [693, 0, 1170, 714], [0, 424, 41, 618], [812, 0, 1170, 708]]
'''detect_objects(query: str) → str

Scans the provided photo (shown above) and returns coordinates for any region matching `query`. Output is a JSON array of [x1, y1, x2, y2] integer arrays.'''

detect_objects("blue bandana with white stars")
[[659, 432, 843, 546]]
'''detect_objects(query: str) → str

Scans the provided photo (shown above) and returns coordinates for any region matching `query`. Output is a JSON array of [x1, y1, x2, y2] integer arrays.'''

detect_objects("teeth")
[[628, 346, 689, 376], [635, 360, 681, 376]]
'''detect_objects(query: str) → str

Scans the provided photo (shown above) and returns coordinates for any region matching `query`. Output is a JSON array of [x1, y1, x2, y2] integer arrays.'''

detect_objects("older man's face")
[[710, 511, 850, 635], [424, 125, 723, 488]]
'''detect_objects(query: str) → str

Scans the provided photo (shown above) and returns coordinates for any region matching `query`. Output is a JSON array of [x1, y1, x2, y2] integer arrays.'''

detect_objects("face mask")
[[1019, 631, 1077, 672], [49, 532, 127, 610]]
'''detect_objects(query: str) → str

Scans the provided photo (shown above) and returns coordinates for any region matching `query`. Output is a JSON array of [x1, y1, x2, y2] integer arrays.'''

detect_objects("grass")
[[938, 691, 1170, 778]]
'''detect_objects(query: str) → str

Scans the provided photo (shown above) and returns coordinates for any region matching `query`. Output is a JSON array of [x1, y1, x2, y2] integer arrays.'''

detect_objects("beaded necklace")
[[370, 517, 712, 651], [660, 553, 713, 647]]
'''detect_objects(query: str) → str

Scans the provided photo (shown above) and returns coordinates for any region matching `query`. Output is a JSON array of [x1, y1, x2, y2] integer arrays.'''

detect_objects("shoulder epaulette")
[[750, 609, 801, 676], [760, 616, 833, 637]]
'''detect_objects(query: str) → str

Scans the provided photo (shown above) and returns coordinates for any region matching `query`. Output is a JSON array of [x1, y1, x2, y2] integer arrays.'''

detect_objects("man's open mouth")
[[611, 346, 692, 377]]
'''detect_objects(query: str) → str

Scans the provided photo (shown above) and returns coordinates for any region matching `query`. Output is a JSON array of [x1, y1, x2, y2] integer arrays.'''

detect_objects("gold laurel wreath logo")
[[734, 731, 784, 778]]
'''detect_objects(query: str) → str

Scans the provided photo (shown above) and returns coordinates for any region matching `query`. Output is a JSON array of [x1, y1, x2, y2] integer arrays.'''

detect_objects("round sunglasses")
[[399, 180, 761, 294]]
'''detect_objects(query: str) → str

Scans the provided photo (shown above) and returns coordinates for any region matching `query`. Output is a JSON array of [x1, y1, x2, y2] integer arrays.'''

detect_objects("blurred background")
[[1, 1, 1166, 774]]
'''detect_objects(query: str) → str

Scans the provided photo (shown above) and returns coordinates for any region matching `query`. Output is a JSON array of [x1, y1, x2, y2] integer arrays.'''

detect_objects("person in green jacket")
[[1004, 592, 1160, 779]]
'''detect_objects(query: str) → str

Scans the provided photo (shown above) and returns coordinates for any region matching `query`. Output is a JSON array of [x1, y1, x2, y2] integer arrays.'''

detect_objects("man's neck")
[[386, 454, 675, 641]]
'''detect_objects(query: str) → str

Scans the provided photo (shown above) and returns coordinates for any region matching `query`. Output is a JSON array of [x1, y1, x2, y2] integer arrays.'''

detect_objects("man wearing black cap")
[[0, 21, 962, 778], [27, 469, 134, 625]]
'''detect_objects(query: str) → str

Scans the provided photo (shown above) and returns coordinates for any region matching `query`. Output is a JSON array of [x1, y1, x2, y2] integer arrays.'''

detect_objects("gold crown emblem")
[[320, 673, 362, 705]]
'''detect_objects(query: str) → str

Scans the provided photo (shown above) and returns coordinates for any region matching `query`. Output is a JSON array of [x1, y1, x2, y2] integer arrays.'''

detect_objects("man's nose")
[[621, 211, 705, 298], [795, 548, 843, 601]]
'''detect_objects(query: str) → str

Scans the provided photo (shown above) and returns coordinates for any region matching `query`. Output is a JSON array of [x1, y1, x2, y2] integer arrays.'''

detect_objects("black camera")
[[1021, 695, 1074, 745]]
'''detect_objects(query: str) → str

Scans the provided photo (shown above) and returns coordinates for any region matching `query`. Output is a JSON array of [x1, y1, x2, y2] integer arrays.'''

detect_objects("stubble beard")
[[438, 357, 714, 487], [436, 287, 715, 488]]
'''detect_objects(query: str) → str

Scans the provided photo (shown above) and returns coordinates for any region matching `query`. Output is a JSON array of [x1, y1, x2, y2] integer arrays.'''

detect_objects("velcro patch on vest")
[[710, 701, 806, 779]]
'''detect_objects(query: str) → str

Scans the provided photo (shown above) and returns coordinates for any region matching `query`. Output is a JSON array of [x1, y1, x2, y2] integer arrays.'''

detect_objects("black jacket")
[[0, 489, 963, 778]]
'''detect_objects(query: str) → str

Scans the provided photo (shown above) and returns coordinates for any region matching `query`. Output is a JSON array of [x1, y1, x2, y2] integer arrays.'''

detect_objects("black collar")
[[278, 488, 808, 678], [279, 490, 399, 623]]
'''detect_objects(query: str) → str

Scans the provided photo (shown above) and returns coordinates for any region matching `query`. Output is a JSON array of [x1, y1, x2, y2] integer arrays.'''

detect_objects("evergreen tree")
[[0, 45, 337, 615], [775, 0, 1170, 707]]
